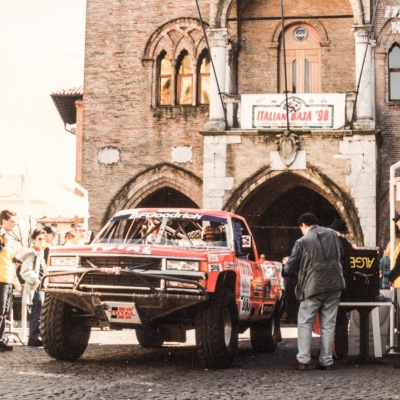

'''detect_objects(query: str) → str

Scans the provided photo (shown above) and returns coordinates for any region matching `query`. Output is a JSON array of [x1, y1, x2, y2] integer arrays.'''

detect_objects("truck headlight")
[[50, 256, 77, 267], [166, 260, 199, 271]]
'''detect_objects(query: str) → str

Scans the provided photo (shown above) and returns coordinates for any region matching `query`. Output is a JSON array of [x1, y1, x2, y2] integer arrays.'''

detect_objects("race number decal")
[[240, 275, 251, 296], [237, 259, 252, 318]]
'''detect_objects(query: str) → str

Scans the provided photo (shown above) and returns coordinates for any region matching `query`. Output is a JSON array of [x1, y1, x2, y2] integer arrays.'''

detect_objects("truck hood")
[[50, 243, 232, 260]]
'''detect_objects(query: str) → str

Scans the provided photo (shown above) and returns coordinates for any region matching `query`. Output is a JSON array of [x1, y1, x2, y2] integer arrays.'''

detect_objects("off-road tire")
[[40, 296, 91, 361], [250, 313, 279, 353], [195, 288, 239, 368], [136, 327, 165, 348]]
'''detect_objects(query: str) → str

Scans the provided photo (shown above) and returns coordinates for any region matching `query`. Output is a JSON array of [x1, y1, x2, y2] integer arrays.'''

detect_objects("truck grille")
[[79, 256, 163, 291], [80, 256, 161, 270]]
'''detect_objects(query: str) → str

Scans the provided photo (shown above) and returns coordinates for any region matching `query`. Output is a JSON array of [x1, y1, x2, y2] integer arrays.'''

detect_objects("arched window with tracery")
[[158, 52, 172, 105], [176, 51, 193, 105], [198, 50, 210, 104], [389, 43, 400, 101]]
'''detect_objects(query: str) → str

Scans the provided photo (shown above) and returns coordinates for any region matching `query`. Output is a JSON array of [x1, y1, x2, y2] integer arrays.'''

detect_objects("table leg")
[[345, 308, 386, 365]]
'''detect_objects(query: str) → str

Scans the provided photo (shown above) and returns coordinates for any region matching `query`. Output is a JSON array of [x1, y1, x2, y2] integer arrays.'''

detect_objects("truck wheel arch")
[[213, 270, 237, 294]]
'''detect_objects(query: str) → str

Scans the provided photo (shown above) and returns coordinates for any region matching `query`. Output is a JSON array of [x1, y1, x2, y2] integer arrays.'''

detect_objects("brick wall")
[[82, 0, 395, 248], [375, 0, 400, 246], [83, 0, 210, 232]]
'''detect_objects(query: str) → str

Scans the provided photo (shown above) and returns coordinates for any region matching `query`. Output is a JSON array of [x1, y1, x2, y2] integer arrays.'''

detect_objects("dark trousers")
[[0, 283, 13, 341], [29, 290, 44, 342]]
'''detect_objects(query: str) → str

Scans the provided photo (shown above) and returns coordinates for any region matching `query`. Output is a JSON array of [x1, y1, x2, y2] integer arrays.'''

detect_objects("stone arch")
[[224, 166, 363, 245], [377, 19, 400, 53], [144, 18, 208, 61], [103, 164, 203, 226], [216, 0, 363, 29], [271, 19, 329, 47]]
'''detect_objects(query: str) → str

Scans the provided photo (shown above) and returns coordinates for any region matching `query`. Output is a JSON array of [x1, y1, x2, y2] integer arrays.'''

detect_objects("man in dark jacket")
[[284, 213, 345, 371]]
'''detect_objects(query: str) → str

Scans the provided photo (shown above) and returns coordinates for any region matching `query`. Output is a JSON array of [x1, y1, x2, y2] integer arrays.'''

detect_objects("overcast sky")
[[0, 0, 87, 184]]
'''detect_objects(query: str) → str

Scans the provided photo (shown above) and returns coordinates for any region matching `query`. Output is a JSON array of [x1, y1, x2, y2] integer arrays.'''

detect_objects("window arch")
[[389, 44, 400, 101], [280, 24, 321, 94], [198, 50, 210, 104], [158, 51, 172, 105], [176, 51, 193, 105]]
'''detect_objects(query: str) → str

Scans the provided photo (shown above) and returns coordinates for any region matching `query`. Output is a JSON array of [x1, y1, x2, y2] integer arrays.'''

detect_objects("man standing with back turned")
[[284, 213, 345, 371]]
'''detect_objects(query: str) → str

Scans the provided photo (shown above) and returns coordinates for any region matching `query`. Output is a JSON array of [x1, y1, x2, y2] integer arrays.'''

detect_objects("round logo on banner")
[[293, 27, 308, 41]]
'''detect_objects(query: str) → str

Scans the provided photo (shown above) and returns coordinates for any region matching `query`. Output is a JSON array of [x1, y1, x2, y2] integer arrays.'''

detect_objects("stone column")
[[202, 134, 241, 209], [204, 28, 230, 131], [352, 25, 375, 129], [192, 59, 198, 106], [170, 59, 176, 106]]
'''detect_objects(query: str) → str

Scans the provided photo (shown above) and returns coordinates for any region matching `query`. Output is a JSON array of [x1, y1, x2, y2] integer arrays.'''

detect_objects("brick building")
[[52, 0, 400, 260]]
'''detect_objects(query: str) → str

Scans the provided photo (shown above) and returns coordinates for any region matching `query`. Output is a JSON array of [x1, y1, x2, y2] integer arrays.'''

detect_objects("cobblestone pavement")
[[1, 324, 400, 400]]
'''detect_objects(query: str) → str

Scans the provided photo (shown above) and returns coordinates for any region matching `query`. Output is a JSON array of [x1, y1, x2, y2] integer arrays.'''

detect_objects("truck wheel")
[[250, 313, 279, 353], [136, 328, 164, 348], [195, 288, 239, 368], [40, 296, 91, 361]]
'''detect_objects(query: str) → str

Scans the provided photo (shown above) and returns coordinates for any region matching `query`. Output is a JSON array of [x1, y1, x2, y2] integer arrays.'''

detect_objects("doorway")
[[236, 174, 341, 261], [136, 186, 198, 208]]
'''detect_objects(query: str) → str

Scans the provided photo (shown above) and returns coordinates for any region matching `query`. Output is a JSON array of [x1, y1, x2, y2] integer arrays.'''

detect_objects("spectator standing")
[[64, 223, 89, 246], [42, 225, 57, 265], [282, 255, 299, 324], [284, 213, 345, 371], [380, 243, 392, 290], [63, 230, 77, 245], [330, 218, 354, 359], [75, 223, 89, 245], [19, 228, 47, 347], [0, 210, 20, 351], [388, 214, 400, 286]]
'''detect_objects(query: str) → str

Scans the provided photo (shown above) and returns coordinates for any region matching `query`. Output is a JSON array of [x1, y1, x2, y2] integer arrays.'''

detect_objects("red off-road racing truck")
[[40, 209, 282, 368]]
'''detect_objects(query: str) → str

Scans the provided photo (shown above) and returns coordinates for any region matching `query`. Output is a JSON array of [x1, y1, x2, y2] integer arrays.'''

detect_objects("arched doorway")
[[249, 186, 340, 261], [137, 187, 198, 208], [229, 170, 360, 261]]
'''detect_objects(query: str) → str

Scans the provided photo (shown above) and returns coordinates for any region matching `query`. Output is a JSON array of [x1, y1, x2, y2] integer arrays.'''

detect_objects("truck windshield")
[[93, 212, 230, 249]]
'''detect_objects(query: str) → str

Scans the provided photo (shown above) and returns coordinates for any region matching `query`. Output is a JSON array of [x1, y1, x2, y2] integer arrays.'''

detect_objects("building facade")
[[71, 0, 400, 260]]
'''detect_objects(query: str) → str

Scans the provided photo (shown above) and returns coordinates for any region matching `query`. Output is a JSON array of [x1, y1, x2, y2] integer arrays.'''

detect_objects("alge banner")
[[241, 93, 346, 130]]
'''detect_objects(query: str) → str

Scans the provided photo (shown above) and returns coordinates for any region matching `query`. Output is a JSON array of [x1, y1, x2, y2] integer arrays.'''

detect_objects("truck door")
[[232, 218, 263, 319]]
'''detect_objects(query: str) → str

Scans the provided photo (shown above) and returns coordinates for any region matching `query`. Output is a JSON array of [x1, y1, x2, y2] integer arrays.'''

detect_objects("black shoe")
[[28, 340, 43, 347], [315, 363, 332, 371], [0, 341, 13, 351], [294, 362, 309, 371]]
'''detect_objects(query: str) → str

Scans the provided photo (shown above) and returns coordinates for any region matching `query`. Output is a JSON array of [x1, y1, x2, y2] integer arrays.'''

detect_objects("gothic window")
[[155, 49, 209, 106], [198, 51, 210, 104], [177, 52, 193, 105], [389, 44, 400, 101], [158, 52, 172, 105], [280, 25, 321, 94]]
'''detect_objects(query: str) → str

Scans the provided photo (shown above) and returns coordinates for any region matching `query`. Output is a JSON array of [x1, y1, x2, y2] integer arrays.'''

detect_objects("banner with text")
[[241, 93, 346, 130]]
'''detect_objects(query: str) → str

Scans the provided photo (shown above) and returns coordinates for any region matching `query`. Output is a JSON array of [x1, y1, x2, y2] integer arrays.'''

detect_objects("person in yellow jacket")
[[388, 214, 400, 287], [0, 209, 21, 351], [63, 230, 78, 246]]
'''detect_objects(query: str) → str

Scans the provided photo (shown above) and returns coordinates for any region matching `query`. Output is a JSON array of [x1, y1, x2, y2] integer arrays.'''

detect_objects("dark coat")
[[285, 225, 345, 301]]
